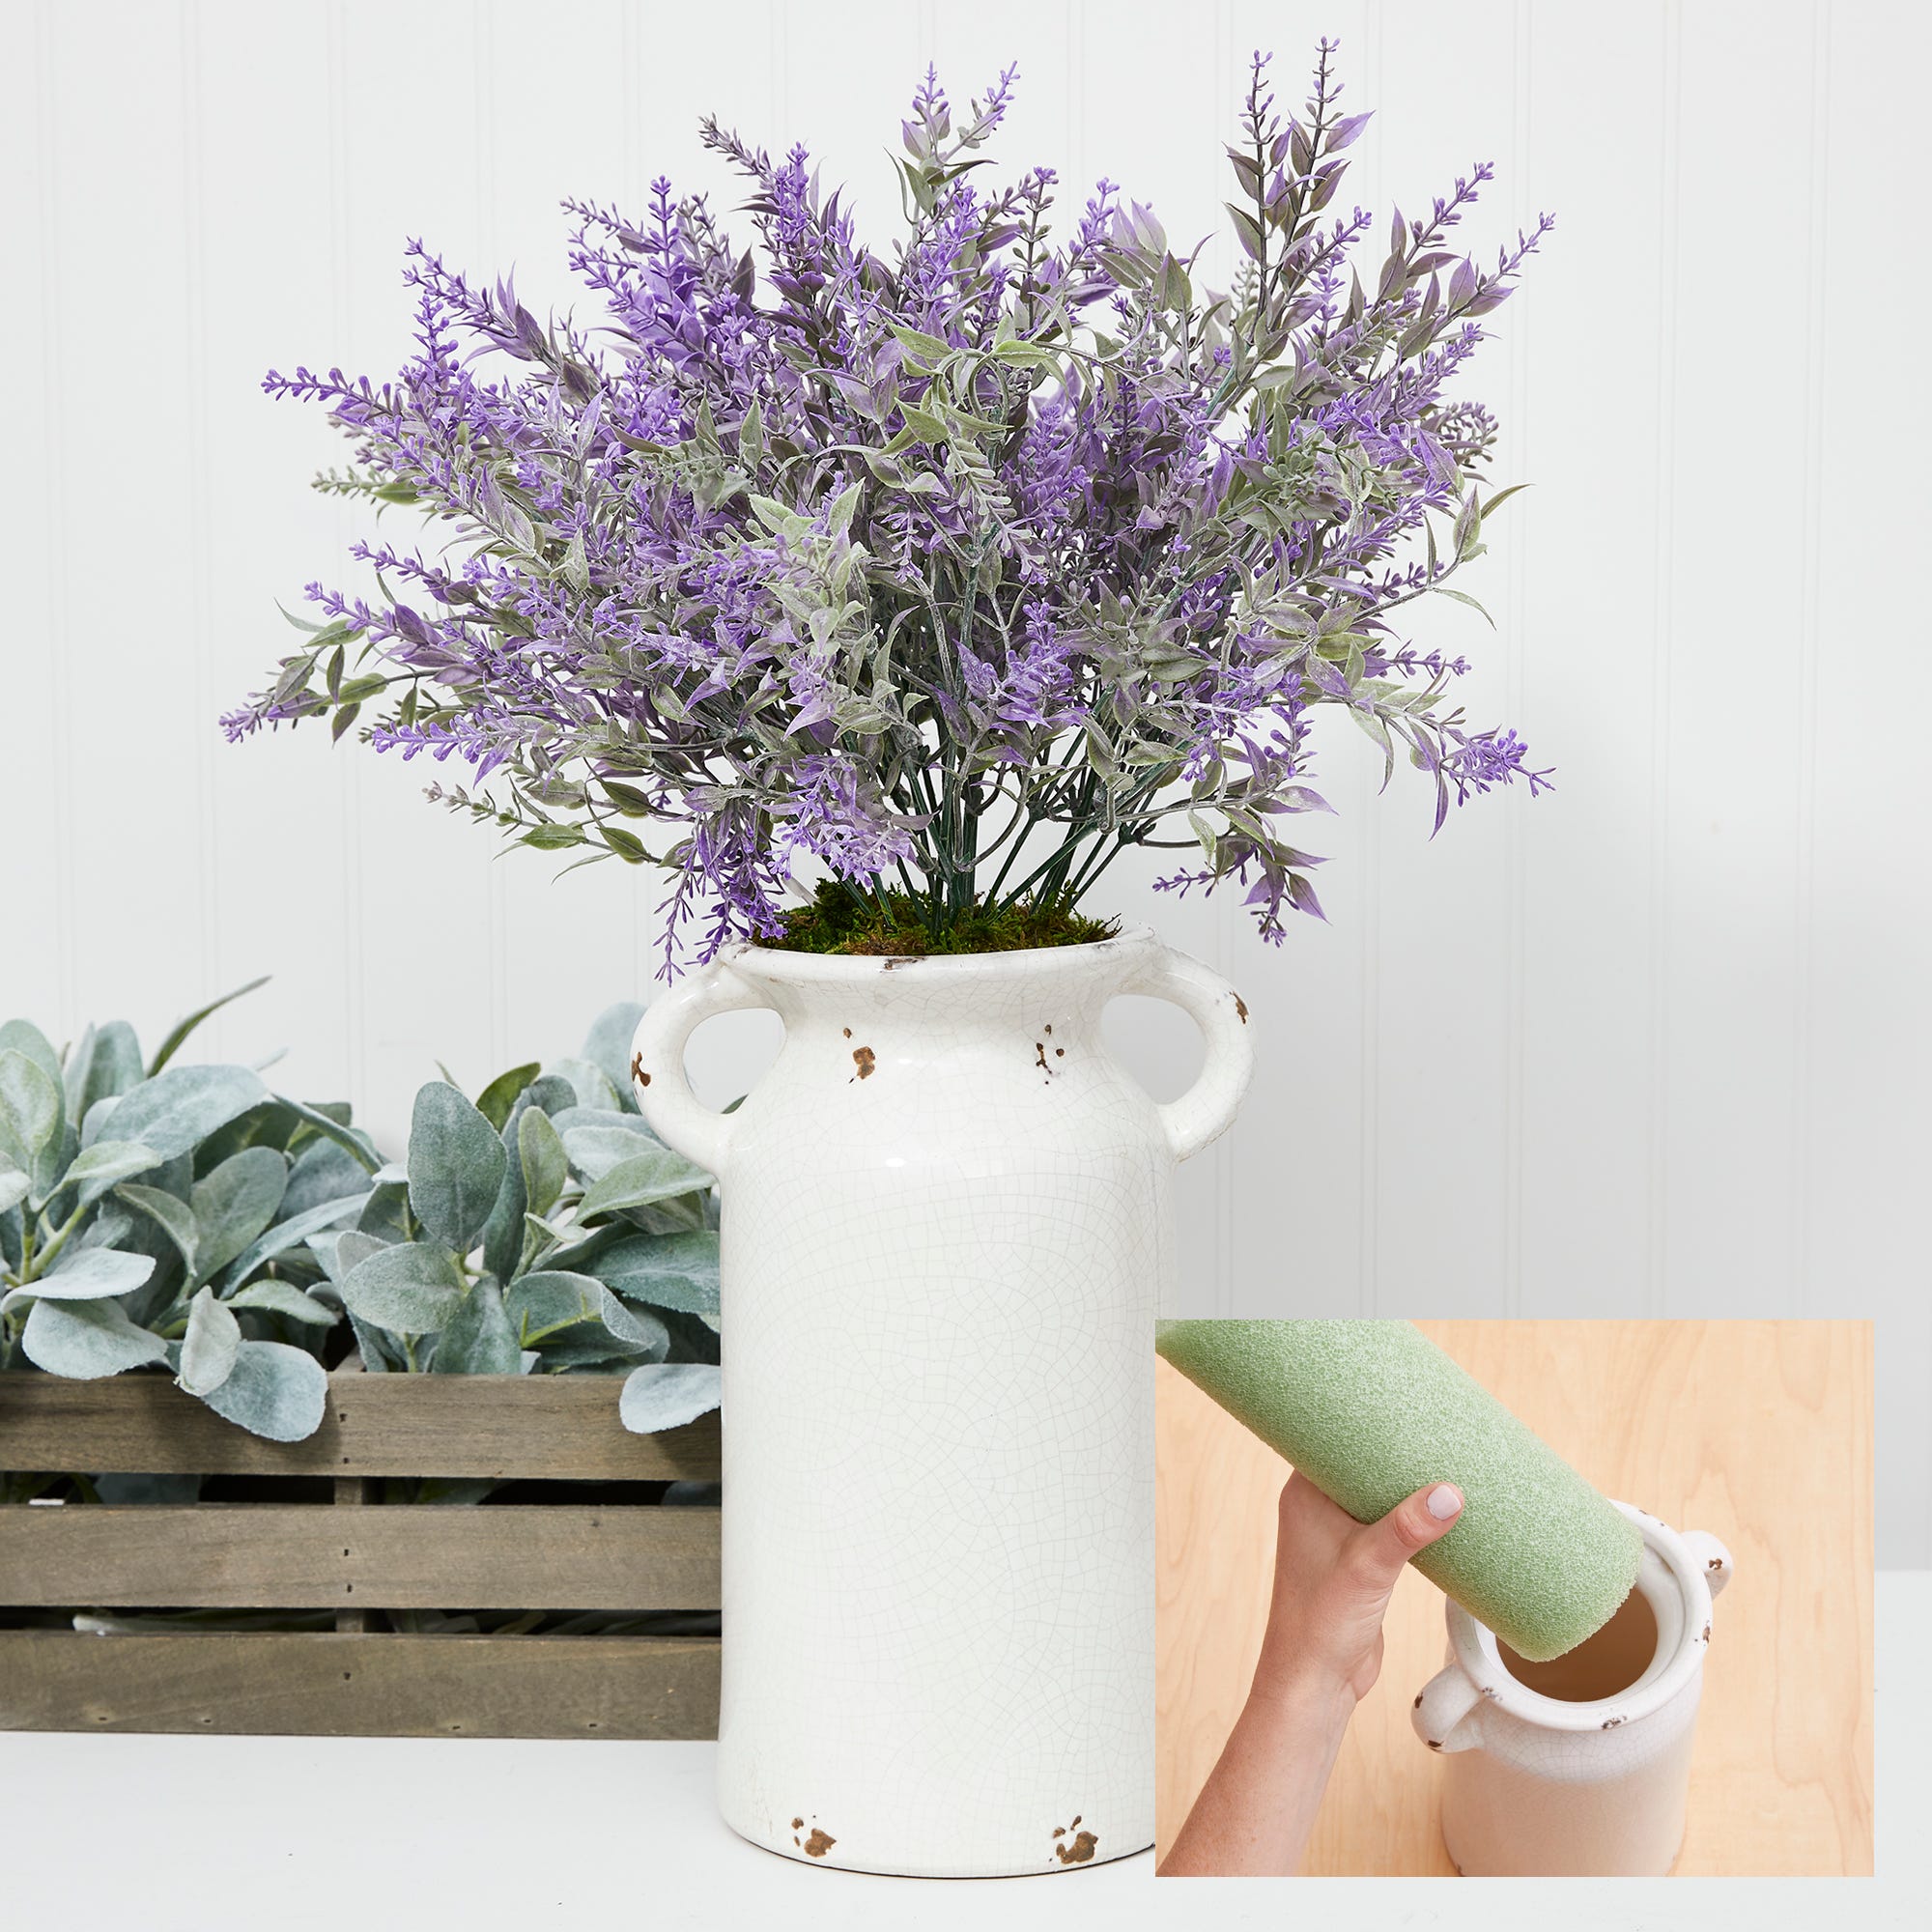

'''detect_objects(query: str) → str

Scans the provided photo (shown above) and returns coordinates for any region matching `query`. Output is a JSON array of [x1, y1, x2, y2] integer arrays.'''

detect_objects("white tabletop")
[[5, 1576, 1922, 1931]]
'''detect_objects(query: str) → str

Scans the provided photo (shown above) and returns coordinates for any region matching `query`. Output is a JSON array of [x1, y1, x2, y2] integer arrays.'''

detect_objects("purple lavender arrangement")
[[229, 44, 1552, 970]]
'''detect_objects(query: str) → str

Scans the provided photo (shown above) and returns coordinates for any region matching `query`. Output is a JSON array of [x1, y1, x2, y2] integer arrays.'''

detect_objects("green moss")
[[764, 882, 1120, 958]]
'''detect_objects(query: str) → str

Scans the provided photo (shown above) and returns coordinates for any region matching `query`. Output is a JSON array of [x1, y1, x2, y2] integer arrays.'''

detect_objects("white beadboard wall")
[[1, 2, 1923, 1560]]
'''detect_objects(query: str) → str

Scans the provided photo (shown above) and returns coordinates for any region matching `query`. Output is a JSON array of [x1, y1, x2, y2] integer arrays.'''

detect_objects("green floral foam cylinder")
[[1155, 1320, 1643, 1662]]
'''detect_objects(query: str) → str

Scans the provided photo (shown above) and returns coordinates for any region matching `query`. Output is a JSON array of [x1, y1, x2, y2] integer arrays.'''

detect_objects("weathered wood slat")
[[0, 1372, 722, 1481], [0, 1504, 721, 1609], [0, 1630, 721, 1738]]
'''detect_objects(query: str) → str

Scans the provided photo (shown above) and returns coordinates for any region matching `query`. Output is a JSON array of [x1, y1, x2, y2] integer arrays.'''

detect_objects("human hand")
[[1253, 1471, 1465, 1711], [1159, 1471, 1463, 1878]]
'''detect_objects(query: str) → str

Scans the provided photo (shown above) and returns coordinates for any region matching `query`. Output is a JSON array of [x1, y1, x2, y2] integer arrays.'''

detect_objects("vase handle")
[[1129, 945, 1257, 1163], [628, 955, 770, 1179], [1411, 1663, 1487, 1754], [1681, 1529, 1735, 1602]]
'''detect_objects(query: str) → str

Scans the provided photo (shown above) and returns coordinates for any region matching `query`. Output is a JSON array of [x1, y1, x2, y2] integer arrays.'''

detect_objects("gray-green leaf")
[[0, 1019, 64, 1094], [177, 1286, 242, 1397], [198, 1339, 327, 1440], [518, 1106, 569, 1218], [62, 1139, 163, 1204], [581, 1003, 647, 1109], [67, 1020, 144, 1125], [0, 1049, 63, 1198], [619, 1362, 721, 1433], [577, 1148, 714, 1222], [35, 1247, 156, 1300], [597, 1231, 722, 1317], [115, 1182, 200, 1272], [433, 1277, 523, 1373], [338, 1241, 466, 1333], [190, 1147, 289, 1284], [22, 1295, 169, 1378], [0, 1167, 29, 1216], [408, 1082, 508, 1251], [219, 1191, 371, 1293], [228, 1280, 342, 1328], [102, 1064, 268, 1162]]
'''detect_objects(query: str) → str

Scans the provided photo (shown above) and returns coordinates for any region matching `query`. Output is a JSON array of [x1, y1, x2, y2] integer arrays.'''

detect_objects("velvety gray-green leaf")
[[219, 1191, 371, 1292], [281, 1137, 378, 1220], [504, 1268, 608, 1344], [102, 1064, 267, 1162], [596, 1231, 722, 1316], [576, 1147, 714, 1222], [0, 1049, 63, 1197], [338, 1241, 466, 1332], [190, 1147, 289, 1283], [69, 1020, 144, 1124], [474, 1061, 541, 1132], [518, 1105, 569, 1218], [177, 1287, 242, 1397], [0, 1167, 30, 1216], [544, 1057, 623, 1112], [408, 1081, 507, 1250], [198, 1339, 327, 1440], [0, 1019, 64, 1096], [22, 1295, 169, 1378], [145, 976, 270, 1077], [581, 1003, 647, 1110], [35, 1247, 156, 1300], [114, 1182, 199, 1271], [619, 1362, 722, 1433], [228, 1280, 342, 1327], [433, 1276, 523, 1373], [62, 1139, 163, 1204]]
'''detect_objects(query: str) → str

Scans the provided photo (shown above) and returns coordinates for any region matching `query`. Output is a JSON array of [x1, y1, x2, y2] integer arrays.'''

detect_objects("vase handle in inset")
[[1128, 945, 1257, 1163], [1681, 1529, 1735, 1602], [1411, 1663, 1487, 1754], [628, 956, 770, 1179]]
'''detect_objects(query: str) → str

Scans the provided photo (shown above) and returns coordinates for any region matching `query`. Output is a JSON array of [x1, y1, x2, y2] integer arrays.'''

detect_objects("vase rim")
[[1443, 1501, 1717, 1733], [718, 921, 1159, 985]]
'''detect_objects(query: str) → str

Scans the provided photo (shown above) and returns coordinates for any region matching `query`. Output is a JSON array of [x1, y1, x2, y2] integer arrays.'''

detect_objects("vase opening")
[[1496, 1585, 1661, 1703]]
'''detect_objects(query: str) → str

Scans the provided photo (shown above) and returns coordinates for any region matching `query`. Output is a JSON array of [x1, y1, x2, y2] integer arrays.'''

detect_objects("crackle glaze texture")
[[1411, 1501, 1734, 1877], [630, 927, 1253, 1877]]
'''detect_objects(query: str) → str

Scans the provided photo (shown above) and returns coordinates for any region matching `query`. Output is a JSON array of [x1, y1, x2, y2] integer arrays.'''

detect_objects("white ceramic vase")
[[628, 925, 1253, 1877], [1410, 1500, 1734, 1876]]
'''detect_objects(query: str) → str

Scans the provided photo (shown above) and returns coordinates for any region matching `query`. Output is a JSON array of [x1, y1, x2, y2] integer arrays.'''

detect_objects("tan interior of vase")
[[1496, 1585, 1661, 1702]]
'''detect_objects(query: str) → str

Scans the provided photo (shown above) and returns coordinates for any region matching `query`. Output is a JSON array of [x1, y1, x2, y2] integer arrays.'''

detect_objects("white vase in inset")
[[1410, 1500, 1734, 1877], [629, 926, 1253, 1878]]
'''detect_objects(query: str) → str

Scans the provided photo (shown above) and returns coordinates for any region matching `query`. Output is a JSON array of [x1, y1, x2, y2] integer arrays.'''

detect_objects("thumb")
[[1350, 1482, 1463, 1594]]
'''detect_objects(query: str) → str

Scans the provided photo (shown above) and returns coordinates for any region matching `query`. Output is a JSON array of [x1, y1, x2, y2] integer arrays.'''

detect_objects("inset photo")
[[1154, 1320, 1872, 1878]]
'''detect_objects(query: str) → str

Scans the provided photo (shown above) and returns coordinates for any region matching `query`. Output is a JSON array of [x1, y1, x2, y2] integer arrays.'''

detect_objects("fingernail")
[[1427, 1485, 1463, 1520]]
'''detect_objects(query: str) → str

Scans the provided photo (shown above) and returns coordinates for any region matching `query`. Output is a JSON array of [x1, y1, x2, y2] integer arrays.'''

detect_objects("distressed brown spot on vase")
[[1601, 1716, 1625, 1729], [1427, 1739, 1442, 1750], [1051, 1827, 1065, 1838], [851, 1046, 875, 1080], [1035, 1040, 1051, 1075], [841, 1027, 850, 1038], [1708, 1556, 1724, 1571], [791, 1817, 804, 1831], [803, 1828, 836, 1858], [1054, 1830, 1097, 1864], [630, 1052, 650, 1088], [1702, 1622, 1712, 1643], [1234, 994, 1248, 1024], [1413, 1692, 1424, 1709]]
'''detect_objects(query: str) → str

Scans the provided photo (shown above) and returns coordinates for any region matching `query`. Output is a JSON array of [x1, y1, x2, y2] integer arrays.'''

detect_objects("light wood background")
[[1154, 1320, 1874, 1876]]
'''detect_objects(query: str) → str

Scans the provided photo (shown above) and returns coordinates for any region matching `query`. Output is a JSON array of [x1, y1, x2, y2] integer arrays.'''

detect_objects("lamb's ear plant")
[[2, 996, 719, 1483], [327, 1001, 722, 1435], [0, 983, 384, 1486]]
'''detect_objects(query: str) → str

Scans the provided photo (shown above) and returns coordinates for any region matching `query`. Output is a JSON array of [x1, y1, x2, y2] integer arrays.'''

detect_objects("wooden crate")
[[0, 1367, 721, 1739]]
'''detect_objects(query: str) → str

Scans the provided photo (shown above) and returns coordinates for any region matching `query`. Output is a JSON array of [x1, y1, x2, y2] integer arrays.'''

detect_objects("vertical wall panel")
[[0, 0, 1921, 1555]]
